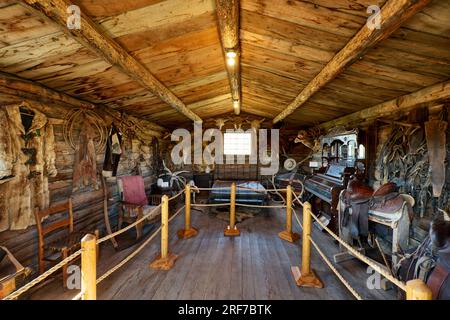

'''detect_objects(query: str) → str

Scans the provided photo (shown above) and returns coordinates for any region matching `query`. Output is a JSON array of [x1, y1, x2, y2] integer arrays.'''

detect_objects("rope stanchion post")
[[81, 234, 97, 300], [291, 201, 324, 288], [406, 279, 432, 300], [150, 195, 178, 270], [224, 182, 240, 236], [278, 185, 300, 243], [177, 184, 198, 239]]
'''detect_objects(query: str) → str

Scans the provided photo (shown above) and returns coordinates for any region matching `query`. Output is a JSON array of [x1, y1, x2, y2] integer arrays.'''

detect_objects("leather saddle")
[[427, 220, 450, 299], [343, 179, 404, 239]]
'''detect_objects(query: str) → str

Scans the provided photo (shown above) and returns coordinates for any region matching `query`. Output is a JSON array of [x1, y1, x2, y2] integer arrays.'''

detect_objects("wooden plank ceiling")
[[0, 0, 449, 129]]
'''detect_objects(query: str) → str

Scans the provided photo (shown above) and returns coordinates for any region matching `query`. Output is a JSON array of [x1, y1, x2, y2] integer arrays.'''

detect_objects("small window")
[[223, 132, 252, 155]]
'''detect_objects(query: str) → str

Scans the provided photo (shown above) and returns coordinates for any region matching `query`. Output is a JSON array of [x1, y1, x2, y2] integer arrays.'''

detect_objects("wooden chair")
[[117, 176, 160, 240], [34, 199, 98, 288]]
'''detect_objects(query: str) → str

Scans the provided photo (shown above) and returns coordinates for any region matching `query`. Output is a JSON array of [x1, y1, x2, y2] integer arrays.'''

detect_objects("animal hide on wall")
[[72, 119, 99, 191], [425, 120, 448, 197], [0, 103, 57, 232], [0, 109, 13, 180]]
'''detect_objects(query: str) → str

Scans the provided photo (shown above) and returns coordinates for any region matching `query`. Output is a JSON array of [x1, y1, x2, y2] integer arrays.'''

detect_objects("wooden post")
[[291, 202, 324, 288], [224, 182, 240, 236], [278, 185, 300, 243], [406, 279, 432, 300], [81, 234, 97, 300], [150, 195, 177, 270], [178, 184, 198, 239]]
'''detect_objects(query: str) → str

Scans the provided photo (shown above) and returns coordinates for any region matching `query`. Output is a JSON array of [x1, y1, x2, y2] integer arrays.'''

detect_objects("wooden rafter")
[[0, 71, 95, 109], [318, 80, 450, 131], [20, 0, 202, 123], [0, 71, 167, 133], [215, 0, 241, 115], [272, 0, 432, 124]]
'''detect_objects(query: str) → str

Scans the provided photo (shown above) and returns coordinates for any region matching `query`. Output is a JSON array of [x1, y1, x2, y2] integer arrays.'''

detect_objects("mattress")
[[209, 180, 266, 205]]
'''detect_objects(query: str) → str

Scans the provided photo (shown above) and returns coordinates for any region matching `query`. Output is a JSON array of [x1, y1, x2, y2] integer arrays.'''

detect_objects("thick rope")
[[168, 190, 184, 201], [235, 203, 286, 209], [236, 186, 285, 193], [97, 205, 161, 244], [292, 210, 363, 300], [307, 209, 407, 291], [194, 187, 287, 193], [96, 205, 185, 284], [292, 191, 305, 207], [3, 250, 82, 300], [71, 291, 83, 300], [308, 235, 364, 300]]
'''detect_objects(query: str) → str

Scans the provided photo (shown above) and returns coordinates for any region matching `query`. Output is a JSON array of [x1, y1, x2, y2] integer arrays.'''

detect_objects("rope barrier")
[[3, 250, 82, 300], [235, 203, 286, 209], [168, 190, 184, 201], [307, 209, 407, 292], [71, 291, 84, 300], [236, 186, 284, 192], [195, 187, 230, 191], [193, 186, 287, 193], [308, 235, 364, 300], [97, 205, 161, 244], [96, 205, 185, 284], [292, 209, 363, 300], [292, 191, 304, 207]]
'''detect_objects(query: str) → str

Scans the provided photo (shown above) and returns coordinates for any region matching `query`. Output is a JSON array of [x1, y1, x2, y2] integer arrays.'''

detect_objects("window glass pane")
[[223, 132, 252, 155]]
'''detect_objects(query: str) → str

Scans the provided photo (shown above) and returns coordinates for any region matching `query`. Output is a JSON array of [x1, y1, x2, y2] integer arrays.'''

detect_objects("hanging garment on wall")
[[425, 120, 448, 197], [102, 124, 123, 177], [0, 103, 57, 232]]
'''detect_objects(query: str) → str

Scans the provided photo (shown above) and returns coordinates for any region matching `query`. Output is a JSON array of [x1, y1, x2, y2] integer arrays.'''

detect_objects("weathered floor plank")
[[29, 206, 397, 300]]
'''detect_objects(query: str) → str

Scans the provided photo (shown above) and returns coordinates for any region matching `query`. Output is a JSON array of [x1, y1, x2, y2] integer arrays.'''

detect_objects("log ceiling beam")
[[215, 0, 241, 115], [318, 80, 450, 131], [272, 0, 432, 124], [20, 0, 202, 123], [0, 71, 96, 110], [0, 71, 167, 133]]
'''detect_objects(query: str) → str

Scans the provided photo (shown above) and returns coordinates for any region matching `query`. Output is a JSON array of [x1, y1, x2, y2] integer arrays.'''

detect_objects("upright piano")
[[304, 164, 354, 234]]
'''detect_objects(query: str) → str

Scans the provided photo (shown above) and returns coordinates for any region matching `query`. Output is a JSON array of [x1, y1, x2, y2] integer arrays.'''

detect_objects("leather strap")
[[427, 264, 450, 300]]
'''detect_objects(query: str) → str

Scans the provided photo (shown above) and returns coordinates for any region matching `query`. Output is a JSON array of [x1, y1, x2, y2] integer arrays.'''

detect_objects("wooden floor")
[[30, 206, 397, 300]]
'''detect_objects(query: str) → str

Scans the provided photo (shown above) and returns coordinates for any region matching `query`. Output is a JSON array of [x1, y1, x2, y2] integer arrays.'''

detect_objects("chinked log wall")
[[0, 99, 157, 275]]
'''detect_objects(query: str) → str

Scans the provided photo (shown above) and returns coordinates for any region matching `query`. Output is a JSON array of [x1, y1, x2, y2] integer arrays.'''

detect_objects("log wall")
[[0, 100, 159, 275]]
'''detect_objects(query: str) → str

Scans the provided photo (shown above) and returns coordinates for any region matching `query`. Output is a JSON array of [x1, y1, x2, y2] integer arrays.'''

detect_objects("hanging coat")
[[0, 103, 57, 232]]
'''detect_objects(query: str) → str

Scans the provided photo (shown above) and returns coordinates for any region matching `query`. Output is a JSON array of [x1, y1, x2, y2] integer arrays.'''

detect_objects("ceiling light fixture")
[[226, 51, 237, 66]]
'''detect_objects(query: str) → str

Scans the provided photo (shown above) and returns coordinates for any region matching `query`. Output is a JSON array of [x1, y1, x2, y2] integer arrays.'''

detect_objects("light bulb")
[[226, 51, 237, 66]]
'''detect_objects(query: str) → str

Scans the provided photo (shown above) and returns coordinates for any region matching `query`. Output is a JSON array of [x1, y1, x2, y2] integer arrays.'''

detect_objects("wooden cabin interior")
[[0, 0, 449, 301]]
